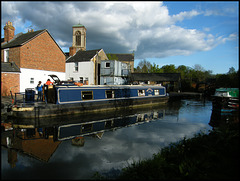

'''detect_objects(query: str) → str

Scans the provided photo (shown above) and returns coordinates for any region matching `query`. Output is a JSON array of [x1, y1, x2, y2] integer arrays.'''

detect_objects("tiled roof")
[[1, 62, 21, 73], [108, 53, 134, 62], [66, 49, 102, 63], [1, 29, 46, 49]]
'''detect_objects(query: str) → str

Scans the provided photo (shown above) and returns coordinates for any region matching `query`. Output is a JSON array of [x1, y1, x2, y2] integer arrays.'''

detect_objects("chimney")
[[69, 47, 76, 56], [28, 29, 34, 33], [4, 21, 15, 43]]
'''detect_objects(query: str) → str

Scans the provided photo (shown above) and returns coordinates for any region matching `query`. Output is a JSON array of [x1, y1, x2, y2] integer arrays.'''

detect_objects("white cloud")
[[1, 1, 238, 59]]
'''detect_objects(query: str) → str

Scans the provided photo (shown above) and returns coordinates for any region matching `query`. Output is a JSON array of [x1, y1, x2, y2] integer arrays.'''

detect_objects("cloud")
[[1, 1, 237, 58]]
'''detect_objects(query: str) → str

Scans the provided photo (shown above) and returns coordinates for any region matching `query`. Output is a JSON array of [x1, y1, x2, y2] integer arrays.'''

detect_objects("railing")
[[14, 92, 26, 106]]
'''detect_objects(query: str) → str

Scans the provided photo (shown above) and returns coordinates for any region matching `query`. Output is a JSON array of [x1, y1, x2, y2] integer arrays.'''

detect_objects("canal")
[[1, 99, 213, 179]]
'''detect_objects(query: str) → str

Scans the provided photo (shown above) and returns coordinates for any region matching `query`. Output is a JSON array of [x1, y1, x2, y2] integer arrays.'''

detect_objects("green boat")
[[212, 88, 239, 112]]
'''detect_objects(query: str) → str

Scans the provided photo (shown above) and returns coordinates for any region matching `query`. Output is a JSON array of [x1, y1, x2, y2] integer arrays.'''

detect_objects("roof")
[[130, 73, 181, 82], [1, 29, 65, 55], [108, 53, 134, 62], [66, 49, 102, 63], [72, 23, 85, 28], [1, 29, 46, 49], [1, 62, 21, 73]]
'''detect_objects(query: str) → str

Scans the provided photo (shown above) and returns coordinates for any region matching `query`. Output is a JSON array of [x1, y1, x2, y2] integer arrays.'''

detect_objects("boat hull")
[[11, 96, 169, 118]]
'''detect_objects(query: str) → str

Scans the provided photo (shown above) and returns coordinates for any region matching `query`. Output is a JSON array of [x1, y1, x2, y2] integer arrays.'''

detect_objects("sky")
[[1, 1, 239, 74]]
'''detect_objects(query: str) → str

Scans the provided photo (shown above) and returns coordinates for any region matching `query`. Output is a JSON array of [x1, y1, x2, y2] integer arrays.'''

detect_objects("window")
[[138, 90, 145, 96], [105, 62, 110, 68], [80, 77, 83, 83], [75, 31, 81, 46], [30, 78, 34, 84], [82, 91, 93, 100], [74, 62, 78, 72], [106, 90, 115, 98], [4, 49, 9, 62], [154, 89, 159, 95], [81, 123, 92, 133], [105, 120, 113, 129], [84, 77, 88, 85]]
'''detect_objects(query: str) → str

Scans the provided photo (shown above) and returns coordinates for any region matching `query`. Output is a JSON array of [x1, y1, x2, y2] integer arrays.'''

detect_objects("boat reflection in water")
[[1, 106, 165, 166], [209, 108, 239, 128]]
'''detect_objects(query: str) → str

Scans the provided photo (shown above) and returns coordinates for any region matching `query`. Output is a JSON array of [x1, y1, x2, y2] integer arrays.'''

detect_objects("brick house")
[[1, 62, 21, 96], [1, 21, 66, 95]]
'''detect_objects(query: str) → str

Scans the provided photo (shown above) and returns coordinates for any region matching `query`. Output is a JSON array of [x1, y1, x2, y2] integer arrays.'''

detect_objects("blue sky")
[[1, 1, 239, 74], [144, 1, 239, 74]]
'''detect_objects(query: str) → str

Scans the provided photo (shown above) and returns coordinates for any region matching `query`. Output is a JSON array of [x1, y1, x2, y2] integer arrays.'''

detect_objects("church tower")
[[69, 23, 86, 56]]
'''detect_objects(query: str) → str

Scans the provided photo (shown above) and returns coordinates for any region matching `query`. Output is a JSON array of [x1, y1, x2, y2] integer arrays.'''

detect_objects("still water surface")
[[1, 99, 213, 179]]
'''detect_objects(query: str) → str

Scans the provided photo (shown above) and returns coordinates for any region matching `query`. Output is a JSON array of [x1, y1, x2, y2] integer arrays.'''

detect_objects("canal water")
[[1, 99, 213, 179]]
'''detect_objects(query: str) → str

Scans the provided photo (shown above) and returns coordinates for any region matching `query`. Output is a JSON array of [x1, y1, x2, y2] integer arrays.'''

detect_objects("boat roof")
[[55, 84, 165, 89], [215, 88, 239, 97]]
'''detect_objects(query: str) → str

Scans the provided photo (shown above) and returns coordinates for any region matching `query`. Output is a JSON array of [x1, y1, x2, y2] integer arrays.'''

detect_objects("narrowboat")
[[211, 88, 239, 114], [11, 83, 168, 119]]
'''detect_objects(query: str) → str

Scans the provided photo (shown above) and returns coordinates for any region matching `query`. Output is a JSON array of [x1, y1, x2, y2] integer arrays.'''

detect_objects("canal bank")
[[97, 124, 239, 180]]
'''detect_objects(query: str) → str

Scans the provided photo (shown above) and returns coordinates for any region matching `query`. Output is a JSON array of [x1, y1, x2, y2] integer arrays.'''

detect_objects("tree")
[[150, 63, 162, 73], [135, 59, 152, 73], [106, 54, 118, 60], [228, 67, 236, 74], [160, 64, 176, 73]]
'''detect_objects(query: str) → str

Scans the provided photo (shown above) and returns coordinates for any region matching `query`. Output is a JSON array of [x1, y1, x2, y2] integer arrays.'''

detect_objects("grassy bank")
[[94, 124, 239, 180], [118, 126, 239, 180]]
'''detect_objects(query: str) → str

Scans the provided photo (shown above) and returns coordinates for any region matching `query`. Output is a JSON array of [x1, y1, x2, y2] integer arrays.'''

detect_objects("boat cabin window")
[[80, 77, 83, 83], [154, 89, 159, 95], [82, 91, 93, 100], [138, 90, 145, 96], [106, 90, 115, 98], [105, 120, 113, 129], [215, 91, 230, 97], [81, 123, 92, 133]]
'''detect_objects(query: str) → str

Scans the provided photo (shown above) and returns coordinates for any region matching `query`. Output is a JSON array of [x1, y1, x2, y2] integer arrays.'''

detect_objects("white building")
[[100, 60, 130, 85], [65, 23, 108, 85]]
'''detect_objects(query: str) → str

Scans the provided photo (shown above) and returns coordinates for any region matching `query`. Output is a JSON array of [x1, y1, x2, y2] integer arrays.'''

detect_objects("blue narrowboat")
[[55, 84, 166, 104], [11, 82, 168, 118]]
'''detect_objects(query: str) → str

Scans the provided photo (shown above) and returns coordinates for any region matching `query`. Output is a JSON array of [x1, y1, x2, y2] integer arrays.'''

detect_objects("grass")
[[118, 126, 239, 180], [93, 124, 239, 180]]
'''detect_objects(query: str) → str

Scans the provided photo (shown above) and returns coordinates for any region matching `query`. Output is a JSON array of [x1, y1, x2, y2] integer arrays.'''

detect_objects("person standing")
[[36, 81, 43, 101], [45, 79, 53, 85], [44, 79, 53, 103]]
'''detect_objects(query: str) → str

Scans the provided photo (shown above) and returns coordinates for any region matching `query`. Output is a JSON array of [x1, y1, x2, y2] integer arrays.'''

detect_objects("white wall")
[[20, 68, 65, 92], [65, 61, 94, 85]]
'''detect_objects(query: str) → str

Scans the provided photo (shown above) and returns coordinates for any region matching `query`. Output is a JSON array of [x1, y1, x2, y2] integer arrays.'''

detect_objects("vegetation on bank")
[[134, 60, 239, 92], [93, 124, 239, 180], [118, 126, 239, 180]]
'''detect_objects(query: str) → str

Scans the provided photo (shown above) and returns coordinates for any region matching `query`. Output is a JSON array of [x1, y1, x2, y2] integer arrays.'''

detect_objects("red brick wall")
[[20, 31, 65, 72], [9, 47, 21, 67], [1, 73, 20, 96]]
